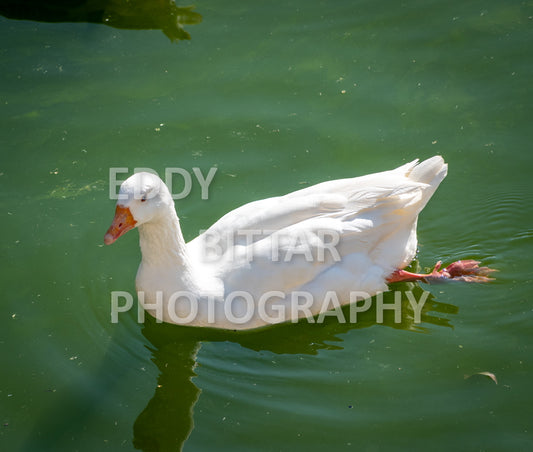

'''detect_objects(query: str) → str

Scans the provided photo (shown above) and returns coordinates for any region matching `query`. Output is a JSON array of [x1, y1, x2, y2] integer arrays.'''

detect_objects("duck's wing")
[[188, 156, 446, 256], [187, 157, 447, 295]]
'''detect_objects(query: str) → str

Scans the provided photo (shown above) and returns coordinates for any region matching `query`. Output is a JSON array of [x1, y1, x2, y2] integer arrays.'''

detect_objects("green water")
[[1, 0, 532, 450]]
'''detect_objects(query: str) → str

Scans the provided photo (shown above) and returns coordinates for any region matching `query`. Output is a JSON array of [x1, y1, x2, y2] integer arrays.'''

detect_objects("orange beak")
[[104, 205, 137, 245]]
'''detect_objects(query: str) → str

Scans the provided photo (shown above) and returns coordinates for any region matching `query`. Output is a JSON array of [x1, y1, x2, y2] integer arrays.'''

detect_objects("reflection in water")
[[0, 0, 202, 42], [133, 338, 200, 451], [134, 284, 457, 450]]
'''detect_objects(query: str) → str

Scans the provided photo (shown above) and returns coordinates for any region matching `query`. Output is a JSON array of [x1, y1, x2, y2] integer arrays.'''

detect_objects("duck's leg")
[[387, 260, 496, 284]]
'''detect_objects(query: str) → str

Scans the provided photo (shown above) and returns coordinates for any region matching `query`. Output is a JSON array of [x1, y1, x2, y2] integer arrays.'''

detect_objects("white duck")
[[104, 156, 493, 330]]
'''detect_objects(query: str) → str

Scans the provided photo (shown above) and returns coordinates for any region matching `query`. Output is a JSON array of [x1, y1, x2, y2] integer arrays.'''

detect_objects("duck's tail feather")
[[406, 155, 448, 188]]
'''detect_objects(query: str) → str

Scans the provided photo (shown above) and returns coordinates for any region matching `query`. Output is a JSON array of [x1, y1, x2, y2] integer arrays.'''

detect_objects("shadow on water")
[[18, 283, 457, 451], [0, 0, 202, 42], [133, 284, 458, 451]]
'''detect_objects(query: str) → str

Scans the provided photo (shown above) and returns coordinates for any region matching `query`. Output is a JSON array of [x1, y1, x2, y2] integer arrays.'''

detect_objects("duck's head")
[[104, 172, 173, 245]]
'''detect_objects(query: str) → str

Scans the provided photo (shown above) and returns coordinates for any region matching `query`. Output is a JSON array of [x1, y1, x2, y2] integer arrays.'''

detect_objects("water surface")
[[1, 0, 532, 450]]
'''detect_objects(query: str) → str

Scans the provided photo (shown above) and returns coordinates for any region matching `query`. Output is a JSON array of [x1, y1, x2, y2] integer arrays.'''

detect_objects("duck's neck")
[[137, 208, 198, 289]]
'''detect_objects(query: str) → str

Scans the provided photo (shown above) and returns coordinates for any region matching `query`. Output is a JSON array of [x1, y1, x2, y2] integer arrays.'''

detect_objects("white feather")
[[111, 156, 447, 329]]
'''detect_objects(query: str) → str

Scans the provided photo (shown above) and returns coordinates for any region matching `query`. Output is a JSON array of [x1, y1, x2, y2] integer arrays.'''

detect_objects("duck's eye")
[[141, 195, 147, 202]]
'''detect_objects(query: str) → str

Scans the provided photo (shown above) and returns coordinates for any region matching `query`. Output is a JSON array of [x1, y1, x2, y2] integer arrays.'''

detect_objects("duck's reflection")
[[133, 337, 200, 450], [0, 0, 202, 42], [133, 284, 457, 450]]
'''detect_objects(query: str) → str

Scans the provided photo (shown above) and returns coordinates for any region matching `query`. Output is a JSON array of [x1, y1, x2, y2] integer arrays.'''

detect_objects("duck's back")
[[187, 156, 447, 310]]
